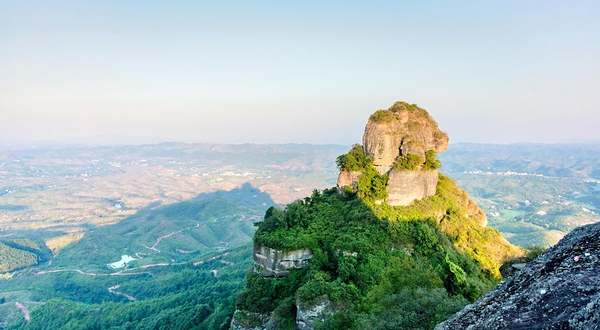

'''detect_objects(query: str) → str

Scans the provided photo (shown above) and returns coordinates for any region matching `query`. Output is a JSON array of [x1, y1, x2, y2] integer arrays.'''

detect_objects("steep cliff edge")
[[338, 102, 449, 206], [232, 101, 522, 330], [436, 221, 600, 330], [253, 245, 313, 277]]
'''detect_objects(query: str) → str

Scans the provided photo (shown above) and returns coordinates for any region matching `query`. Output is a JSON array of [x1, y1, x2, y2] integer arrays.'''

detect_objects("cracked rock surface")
[[436, 221, 600, 330]]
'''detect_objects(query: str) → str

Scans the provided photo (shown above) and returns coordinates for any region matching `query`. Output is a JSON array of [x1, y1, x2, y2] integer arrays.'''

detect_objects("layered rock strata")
[[253, 245, 313, 277]]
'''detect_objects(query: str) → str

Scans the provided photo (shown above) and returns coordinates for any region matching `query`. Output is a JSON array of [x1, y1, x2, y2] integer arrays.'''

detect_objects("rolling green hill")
[[52, 183, 272, 270], [0, 184, 272, 328]]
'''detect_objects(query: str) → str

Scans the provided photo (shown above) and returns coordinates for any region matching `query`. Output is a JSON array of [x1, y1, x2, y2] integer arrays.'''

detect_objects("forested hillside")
[[0, 185, 271, 329], [0, 242, 39, 273], [10, 244, 252, 330]]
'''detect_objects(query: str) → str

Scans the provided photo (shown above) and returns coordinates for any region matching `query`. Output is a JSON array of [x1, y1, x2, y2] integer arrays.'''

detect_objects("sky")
[[1, 0, 599, 146]]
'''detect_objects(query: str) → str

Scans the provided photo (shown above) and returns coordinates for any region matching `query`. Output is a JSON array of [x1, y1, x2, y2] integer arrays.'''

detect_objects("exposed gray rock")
[[386, 170, 438, 206], [230, 310, 271, 330], [436, 221, 600, 330], [296, 297, 331, 330], [512, 263, 526, 270], [253, 244, 312, 277]]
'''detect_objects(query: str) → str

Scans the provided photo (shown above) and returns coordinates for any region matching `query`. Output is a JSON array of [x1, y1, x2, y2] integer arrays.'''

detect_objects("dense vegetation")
[[393, 153, 423, 170], [239, 178, 517, 329], [369, 110, 395, 123], [335, 144, 372, 172], [424, 150, 442, 170], [0, 185, 273, 328], [0, 242, 39, 273], [336, 145, 389, 201], [369, 102, 427, 123], [9, 245, 253, 330], [393, 150, 441, 171]]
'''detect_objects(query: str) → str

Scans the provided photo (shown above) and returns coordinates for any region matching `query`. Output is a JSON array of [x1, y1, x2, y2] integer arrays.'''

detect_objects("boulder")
[[435, 221, 600, 330], [386, 170, 438, 206], [296, 297, 331, 330], [253, 245, 312, 277], [229, 310, 271, 330], [337, 170, 362, 190]]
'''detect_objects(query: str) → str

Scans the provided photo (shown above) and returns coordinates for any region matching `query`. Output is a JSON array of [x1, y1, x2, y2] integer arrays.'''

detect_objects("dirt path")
[[15, 302, 30, 322], [193, 252, 230, 266], [145, 223, 200, 253], [36, 258, 204, 278], [108, 285, 137, 302], [35, 268, 153, 277]]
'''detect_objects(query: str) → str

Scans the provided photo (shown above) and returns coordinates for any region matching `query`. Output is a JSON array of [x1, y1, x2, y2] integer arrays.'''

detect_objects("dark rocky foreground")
[[436, 222, 600, 330]]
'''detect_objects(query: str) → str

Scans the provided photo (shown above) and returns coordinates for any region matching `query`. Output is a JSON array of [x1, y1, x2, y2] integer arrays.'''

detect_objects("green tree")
[[393, 153, 423, 170], [336, 144, 372, 171]]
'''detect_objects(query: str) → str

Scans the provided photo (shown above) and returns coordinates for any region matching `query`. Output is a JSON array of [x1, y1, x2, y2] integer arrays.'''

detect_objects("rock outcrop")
[[230, 310, 272, 330], [386, 170, 438, 206], [436, 221, 600, 330], [337, 101, 449, 206], [336, 170, 361, 190], [296, 297, 331, 330], [363, 102, 448, 174], [253, 244, 312, 277]]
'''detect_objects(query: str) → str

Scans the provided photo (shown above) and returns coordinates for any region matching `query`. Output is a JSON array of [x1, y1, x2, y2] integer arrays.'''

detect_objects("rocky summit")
[[436, 221, 600, 330], [337, 101, 449, 206], [363, 101, 448, 174]]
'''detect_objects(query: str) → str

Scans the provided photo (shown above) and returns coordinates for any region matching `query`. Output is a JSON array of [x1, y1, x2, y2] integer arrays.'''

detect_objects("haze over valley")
[[2, 1, 599, 329]]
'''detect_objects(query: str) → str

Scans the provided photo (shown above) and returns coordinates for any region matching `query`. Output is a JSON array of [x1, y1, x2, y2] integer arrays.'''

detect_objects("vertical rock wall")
[[386, 170, 438, 206], [253, 245, 313, 277]]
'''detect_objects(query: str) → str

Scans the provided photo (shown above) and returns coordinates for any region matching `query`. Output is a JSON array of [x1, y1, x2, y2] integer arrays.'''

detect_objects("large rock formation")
[[337, 101, 449, 206], [363, 101, 448, 174], [253, 245, 313, 277], [336, 170, 361, 190], [230, 244, 314, 328], [436, 221, 600, 330]]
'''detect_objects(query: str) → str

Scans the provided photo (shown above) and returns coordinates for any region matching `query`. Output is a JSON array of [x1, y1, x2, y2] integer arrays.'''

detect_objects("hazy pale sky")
[[1, 0, 599, 145]]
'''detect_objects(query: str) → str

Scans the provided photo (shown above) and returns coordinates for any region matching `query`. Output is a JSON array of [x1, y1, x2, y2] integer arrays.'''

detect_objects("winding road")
[[108, 285, 137, 302]]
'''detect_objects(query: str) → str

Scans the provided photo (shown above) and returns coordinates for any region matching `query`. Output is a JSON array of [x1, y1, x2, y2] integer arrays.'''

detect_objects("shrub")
[[393, 153, 423, 171], [357, 167, 388, 201], [369, 110, 394, 122], [336, 145, 372, 171], [355, 288, 467, 330], [424, 150, 442, 170], [526, 245, 547, 260]]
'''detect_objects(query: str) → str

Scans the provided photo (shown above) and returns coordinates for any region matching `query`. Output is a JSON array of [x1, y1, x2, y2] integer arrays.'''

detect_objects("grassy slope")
[[371, 174, 523, 278]]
